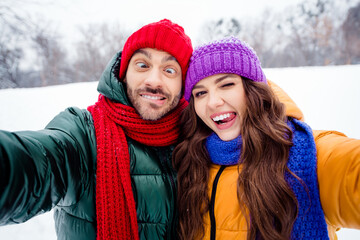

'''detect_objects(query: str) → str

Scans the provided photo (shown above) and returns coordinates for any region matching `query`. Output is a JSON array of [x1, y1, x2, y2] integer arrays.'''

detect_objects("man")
[[0, 19, 193, 240]]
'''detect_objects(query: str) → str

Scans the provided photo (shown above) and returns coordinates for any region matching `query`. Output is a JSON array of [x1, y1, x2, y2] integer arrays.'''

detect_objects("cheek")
[[194, 101, 206, 122], [124, 73, 134, 88], [164, 77, 182, 96], [239, 95, 247, 114], [232, 90, 247, 114], [125, 68, 144, 87], [171, 80, 182, 95]]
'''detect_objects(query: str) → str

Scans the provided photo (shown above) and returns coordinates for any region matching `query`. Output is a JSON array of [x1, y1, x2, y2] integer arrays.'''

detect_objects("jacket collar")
[[97, 51, 131, 106]]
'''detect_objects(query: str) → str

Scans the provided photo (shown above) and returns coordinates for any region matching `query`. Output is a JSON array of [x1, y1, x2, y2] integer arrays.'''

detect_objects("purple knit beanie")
[[184, 36, 266, 101]]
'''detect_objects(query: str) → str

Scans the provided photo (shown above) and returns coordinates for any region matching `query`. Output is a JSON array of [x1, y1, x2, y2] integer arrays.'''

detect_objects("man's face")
[[124, 48, 182, 120]]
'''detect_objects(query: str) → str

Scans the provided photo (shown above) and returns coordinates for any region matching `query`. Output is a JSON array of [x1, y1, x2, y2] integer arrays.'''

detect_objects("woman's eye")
[[165, 68, 176, 74], [221, 82, 234, 88], [194, 91, 206, 97], [136, 62, 148, 68]]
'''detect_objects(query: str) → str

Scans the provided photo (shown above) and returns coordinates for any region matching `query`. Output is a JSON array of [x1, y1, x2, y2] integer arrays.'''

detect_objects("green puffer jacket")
[[0, 52, 178, 240]]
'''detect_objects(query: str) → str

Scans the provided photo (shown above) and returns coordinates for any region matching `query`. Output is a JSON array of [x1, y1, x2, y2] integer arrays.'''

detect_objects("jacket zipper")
[[168, 162, 177, 240], [158, 147, 177, 239], [209, 165, 226, 240], [165, 153, 177, 240]]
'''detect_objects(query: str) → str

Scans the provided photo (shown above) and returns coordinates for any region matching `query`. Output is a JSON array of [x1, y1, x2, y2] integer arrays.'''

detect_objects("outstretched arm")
[[0, 107, 96, 225], [315, 130, 360, 229]]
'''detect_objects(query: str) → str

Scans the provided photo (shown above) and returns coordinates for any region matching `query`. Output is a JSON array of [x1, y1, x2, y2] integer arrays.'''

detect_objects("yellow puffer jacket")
[[199, 80, 360, 239]]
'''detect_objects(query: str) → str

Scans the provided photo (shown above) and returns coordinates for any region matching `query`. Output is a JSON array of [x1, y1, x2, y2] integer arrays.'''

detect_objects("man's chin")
[[139, 110, 166, 121], [135, 104, 167, 120]]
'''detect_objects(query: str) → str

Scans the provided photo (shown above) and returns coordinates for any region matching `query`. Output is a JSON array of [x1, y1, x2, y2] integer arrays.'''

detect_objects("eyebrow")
[[162, 55, 178, 64], [192, 74, 231, 90], [133, 49, 151, 59], [132, 49, 178, 64]]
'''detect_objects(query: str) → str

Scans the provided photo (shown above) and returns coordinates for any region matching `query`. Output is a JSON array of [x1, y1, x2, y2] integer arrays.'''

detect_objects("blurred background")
[[0, 0, 359, 89], [0, 0, 359, 239]]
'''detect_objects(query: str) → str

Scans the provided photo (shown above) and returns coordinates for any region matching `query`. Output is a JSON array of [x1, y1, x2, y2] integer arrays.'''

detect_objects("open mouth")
[[141, 94, 166, 100], [212, 112, 236, 125]]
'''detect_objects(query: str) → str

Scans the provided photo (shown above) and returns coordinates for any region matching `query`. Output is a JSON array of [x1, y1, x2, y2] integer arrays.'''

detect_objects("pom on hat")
[[184, 36, 266, 101], [119, 19, 193, 82]]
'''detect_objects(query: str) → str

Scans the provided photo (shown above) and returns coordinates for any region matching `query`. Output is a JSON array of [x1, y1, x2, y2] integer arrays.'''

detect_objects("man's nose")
[[143, 68, 163, 88]]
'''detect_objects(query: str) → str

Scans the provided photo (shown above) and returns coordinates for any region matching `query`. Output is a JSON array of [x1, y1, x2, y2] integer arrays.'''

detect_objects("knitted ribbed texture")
[[87, 95, 188, 240], [286, 118, 329, 239], [203, 118, 329, 238], [184, 36, 266, 101], [205, 132, 242, 165], [119, 19, 193, 81]]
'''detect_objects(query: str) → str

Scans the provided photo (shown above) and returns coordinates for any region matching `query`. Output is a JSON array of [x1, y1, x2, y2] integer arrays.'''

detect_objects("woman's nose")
[[207, 91, 224, 109]]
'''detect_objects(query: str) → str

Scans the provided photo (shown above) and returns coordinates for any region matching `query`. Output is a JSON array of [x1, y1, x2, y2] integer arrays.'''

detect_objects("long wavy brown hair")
[[173, 78, 299, 240]]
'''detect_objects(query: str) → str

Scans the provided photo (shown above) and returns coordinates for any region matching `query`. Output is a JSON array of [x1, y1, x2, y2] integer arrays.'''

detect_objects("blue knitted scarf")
[[205, 118, 329, 239], [205, 133, 242, 165]]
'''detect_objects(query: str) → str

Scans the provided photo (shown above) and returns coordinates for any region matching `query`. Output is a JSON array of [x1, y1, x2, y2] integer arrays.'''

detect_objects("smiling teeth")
[[212, 113, 231, 122], [142, 95, 162, 100]]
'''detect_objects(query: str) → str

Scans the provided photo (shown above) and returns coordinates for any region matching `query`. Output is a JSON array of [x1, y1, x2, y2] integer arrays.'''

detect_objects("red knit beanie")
[[119, 19, 193, 82]]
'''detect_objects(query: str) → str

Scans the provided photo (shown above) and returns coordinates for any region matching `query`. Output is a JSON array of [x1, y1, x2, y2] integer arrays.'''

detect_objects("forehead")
[[194, 74, 241, 88], [131, 48, 177, 62]]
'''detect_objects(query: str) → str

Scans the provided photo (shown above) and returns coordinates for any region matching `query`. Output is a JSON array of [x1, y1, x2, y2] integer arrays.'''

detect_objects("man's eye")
[[136, 62, 148, 68], [165, 68, 176, 74]]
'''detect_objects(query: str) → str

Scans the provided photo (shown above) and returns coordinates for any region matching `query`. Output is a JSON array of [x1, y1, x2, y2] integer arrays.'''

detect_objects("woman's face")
[[192, 73, 247, 141]]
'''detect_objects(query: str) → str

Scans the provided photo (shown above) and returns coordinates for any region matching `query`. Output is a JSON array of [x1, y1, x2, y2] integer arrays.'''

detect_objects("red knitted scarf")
[[87, 95, 188, 240]]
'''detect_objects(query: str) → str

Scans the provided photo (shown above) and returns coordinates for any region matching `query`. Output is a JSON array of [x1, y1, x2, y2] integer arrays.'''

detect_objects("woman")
[[173, 37, 360, 240]]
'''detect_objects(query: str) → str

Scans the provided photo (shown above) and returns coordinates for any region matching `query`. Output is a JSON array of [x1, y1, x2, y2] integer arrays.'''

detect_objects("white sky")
[[9, 0, 357, 68], [22, 0, 307, 42]]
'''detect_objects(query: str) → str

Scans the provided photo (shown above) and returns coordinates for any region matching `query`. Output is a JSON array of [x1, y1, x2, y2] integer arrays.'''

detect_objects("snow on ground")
[[0, 65, 359, 239]]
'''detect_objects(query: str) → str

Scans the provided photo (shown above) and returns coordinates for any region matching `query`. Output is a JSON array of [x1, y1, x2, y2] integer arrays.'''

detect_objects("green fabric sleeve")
[[0, 107, 96, 225]]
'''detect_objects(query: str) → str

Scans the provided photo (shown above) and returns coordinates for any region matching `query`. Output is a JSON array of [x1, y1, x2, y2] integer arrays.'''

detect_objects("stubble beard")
[[126, 85, 181, 121]]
